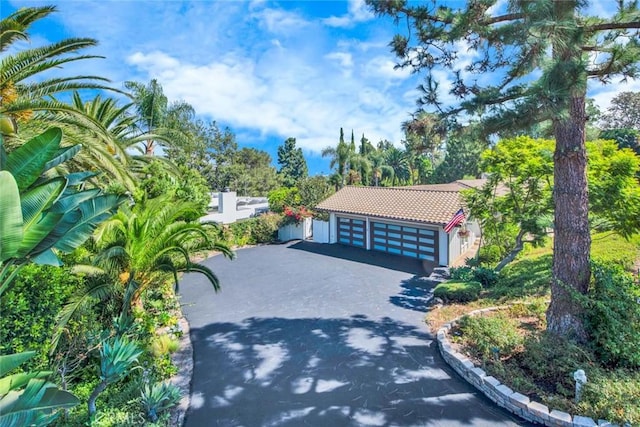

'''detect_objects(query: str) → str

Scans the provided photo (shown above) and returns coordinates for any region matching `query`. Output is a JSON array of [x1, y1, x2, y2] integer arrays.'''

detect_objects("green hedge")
[[0, 264, 82, 369], [433, 280, 482, 303]]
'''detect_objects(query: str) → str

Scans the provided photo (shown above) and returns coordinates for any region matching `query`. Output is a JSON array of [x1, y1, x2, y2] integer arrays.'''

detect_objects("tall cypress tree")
[[367, 0, 640, 339]]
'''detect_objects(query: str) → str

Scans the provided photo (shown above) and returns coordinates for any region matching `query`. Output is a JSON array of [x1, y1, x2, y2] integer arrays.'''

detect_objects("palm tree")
[[124, 79, 195, 156], [16, 93, 140, 191], [368, 150, 393, 187], [0, 6, 116, 124], [92, 197, 234, 309], [385, 147, 410, 186], [322, 128, 352, 188]]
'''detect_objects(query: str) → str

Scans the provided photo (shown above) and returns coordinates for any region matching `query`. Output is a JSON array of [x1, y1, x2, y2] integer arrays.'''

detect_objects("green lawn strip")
[[432, 232, 640, 425]]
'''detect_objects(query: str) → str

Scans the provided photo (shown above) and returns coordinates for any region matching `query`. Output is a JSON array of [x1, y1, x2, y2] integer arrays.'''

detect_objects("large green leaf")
[[0, 372, 51, 396], [0, 171, 23, 262], [42, 144, 80, 173], [51, 188, 100, 213], [22, 211, 75, 259], [0, 352, 35, 378], [0, 134, 6, 169], [19, 177, 66, 232], [4, 128, 62, 191], [15, 210, 64, 259], [64, 171, 99, 186], [31, 249, 62, 267], [0, 379, 79, 427], [53, 194, 125, 253]]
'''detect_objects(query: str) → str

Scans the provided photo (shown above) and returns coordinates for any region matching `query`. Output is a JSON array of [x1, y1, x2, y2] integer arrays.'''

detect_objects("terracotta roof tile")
[[316, 186, 464, 226]]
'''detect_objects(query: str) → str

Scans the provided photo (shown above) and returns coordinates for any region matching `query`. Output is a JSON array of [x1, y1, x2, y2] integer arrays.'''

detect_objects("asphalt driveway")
[[179, 241, 530, 426]]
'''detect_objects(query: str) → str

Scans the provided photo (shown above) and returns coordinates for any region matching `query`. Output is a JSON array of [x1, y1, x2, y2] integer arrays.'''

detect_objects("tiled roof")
[[406, 179, 509, 196], [316, 186, 464, 226]]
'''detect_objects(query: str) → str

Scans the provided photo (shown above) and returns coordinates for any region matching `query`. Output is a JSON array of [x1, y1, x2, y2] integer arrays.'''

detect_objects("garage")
[[370, 222, 438, 262], [337, 216, 366, 247], [316, 183, 482, 267]]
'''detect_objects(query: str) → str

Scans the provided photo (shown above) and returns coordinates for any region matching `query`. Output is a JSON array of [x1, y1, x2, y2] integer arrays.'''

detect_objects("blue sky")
[[5, 0, 640, 176]]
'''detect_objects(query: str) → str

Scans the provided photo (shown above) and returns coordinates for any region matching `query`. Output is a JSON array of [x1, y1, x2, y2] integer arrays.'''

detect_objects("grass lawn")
[[427, 232, 640, 425]]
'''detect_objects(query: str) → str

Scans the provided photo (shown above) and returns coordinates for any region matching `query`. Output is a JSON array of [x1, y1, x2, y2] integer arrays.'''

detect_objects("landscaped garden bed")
[[428, 233, 640, 426]]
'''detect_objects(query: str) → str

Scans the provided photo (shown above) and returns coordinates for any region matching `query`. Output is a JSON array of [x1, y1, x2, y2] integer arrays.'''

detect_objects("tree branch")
[[483, 13, 525, 25], [586, 21, 640, 31]]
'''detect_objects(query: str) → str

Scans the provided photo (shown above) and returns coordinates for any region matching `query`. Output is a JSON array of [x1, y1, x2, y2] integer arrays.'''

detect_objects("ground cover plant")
[[431, 233, 640, 425]]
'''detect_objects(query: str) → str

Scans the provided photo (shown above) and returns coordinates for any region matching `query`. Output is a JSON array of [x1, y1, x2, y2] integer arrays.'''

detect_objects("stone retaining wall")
[[436, 307, 616, 427]]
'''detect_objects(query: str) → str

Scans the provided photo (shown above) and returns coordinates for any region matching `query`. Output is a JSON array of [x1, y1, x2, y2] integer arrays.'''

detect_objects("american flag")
[[444, 208, 465, 233]]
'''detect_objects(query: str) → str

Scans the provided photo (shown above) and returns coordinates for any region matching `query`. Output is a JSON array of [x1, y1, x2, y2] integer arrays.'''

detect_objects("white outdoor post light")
[[573, 369, 587, 403]]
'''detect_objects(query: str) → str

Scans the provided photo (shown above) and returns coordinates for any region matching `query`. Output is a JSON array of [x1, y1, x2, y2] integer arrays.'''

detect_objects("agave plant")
[[0, 127, 126, 295], [87, 336, 143, 417], [140, 381, 181, 422], [0, 351, 79, 427]]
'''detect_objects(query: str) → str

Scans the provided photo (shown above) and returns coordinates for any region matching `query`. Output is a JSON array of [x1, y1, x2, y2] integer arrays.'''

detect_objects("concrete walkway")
[[179, 242, 531, 426]]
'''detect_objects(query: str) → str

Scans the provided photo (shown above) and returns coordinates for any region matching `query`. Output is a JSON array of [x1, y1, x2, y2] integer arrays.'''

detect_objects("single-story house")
[[315, 180, 483, 268]]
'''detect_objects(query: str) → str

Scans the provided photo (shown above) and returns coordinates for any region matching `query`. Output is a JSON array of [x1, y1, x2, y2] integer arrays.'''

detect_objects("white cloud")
[[325, 52, 354, 68], [126, 48, 412, 153], [589, 78, 640, 112], [323, 0, 374, 28], [252, 7, 311, 34], [364, 56, 412, 80]]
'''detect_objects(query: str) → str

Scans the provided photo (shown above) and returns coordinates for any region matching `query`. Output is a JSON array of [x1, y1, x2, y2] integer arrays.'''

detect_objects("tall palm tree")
[[322, 128, 354, 188], [0, 6, 116, 123], [385, 147, 409, 186], [124, 79, 195, 156], [368, 150, 393, 187]]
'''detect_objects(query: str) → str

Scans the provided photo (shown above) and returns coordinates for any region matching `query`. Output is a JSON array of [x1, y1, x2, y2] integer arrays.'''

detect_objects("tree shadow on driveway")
[[389, 276, 437, 313], [185, 315, 525, 427]]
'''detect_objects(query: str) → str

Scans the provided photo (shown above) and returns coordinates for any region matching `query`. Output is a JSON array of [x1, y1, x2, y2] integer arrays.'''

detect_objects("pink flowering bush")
[[282, 206, 313, 225]]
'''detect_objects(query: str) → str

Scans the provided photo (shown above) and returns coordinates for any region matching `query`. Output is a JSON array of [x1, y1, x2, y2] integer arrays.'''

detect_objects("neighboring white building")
[[200, 191, 269, 224], [315, 181, 484, 268]]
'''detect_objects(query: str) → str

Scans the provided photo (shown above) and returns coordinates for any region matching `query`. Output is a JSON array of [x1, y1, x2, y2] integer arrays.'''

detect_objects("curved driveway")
[[179, 242, 529, 427]]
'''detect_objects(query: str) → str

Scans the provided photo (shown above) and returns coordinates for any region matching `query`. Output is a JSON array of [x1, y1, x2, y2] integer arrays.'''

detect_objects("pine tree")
[[277, 137, 308, 188], [367, 0, 640, 340]]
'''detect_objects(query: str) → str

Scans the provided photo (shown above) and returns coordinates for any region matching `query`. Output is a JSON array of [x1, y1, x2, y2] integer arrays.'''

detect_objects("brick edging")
[[436, 307, 612, 427]]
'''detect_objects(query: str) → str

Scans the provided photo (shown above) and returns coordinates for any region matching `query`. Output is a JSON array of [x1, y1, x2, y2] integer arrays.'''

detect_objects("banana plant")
[[0, 351, 79, 427], [0, 127, 126, 296]]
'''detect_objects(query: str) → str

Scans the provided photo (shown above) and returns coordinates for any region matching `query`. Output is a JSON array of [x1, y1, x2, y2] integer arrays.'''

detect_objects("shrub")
[[473, 267, 499, 287], [578, 369, 640, 426], [458, 313, 523, 359], [267, 187, 300, 213], [228, 221, 252, 246], [449, 266, 474, 281], [251, 213, 282, 243], [515, 333, 595, 401], [0, 264, 82, 370], [585, 263, 640, 368], [149, 335, 180, 358], [477, 244, 503, 265], [433, 280, 482, 303]]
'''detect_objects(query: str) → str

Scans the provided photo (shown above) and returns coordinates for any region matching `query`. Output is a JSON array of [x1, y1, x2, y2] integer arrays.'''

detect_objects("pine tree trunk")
[[547, 95, 591, 341], [546, 0, 591, 341]]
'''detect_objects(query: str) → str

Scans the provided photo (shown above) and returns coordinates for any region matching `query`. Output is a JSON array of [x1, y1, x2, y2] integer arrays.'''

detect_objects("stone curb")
[[169, 316, 193, 427], [436, 307, 618, 427]]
